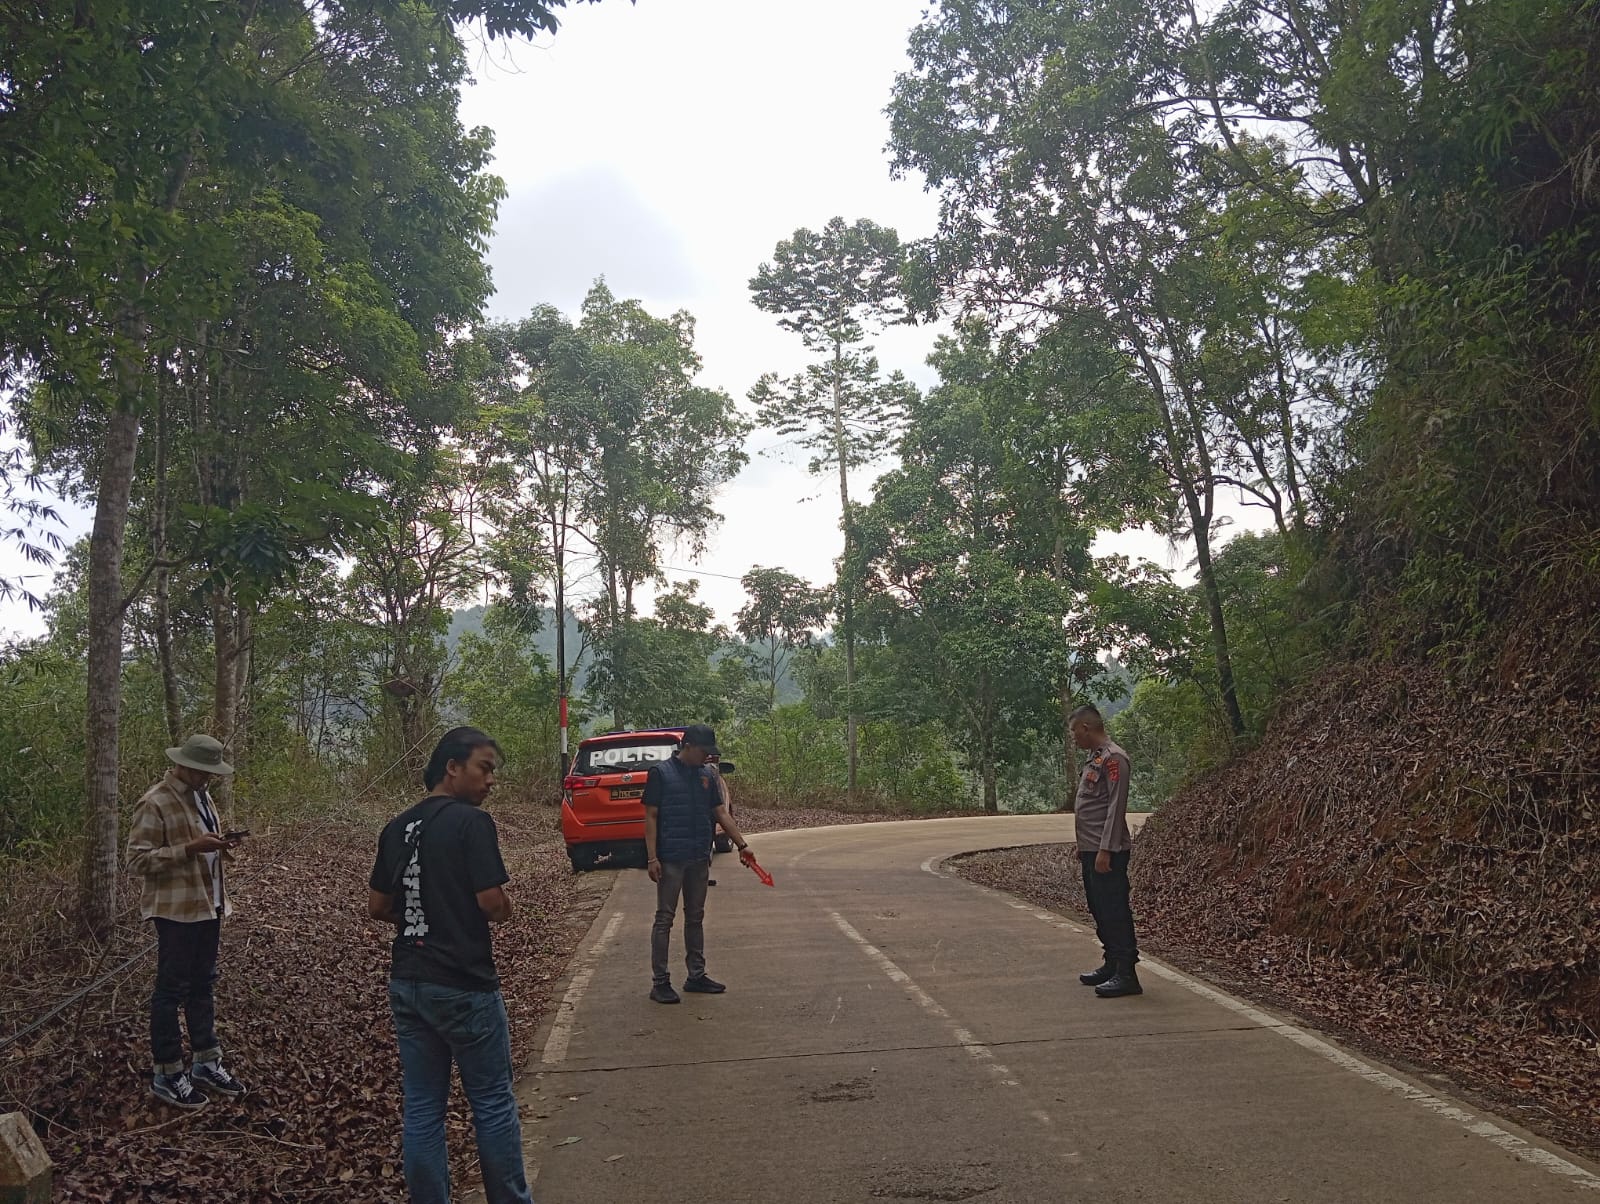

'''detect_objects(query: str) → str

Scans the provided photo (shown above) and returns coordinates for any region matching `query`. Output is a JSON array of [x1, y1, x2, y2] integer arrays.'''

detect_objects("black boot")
[[1094, 960, 1143, 998], [1078, 960, 1116, 986]]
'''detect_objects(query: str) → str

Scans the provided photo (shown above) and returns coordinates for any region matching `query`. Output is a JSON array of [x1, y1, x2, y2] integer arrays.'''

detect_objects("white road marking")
[[541, 910, 626, 1065], [934, 866, 1600, 1191], [827, 909, 1076, 1157]]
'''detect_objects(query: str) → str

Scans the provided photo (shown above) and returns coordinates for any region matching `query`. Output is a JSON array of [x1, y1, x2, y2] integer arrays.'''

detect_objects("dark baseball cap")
[[681, 724, 720, 754]]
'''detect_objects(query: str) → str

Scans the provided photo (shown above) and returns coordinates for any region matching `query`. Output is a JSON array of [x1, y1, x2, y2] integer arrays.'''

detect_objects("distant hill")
[[446, 606, 804, 702]]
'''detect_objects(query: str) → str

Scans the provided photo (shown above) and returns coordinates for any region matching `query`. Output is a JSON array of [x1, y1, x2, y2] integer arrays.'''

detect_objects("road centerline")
[[827, 908, 1076, 1150]]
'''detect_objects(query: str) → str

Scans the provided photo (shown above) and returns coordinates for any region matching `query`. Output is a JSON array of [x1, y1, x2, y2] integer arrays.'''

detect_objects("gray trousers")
[[651, 858, 710, 985]]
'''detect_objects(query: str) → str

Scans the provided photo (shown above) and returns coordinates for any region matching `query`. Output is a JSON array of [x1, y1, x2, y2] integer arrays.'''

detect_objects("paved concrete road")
[[520, 816, 1599, 1203]]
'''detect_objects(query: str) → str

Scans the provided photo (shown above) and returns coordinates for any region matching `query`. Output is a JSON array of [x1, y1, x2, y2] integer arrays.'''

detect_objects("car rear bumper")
[[561, 799, 646, 846]]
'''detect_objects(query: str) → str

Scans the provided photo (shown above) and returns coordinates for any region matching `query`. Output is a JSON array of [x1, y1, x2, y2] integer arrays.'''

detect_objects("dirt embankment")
[[954, 634, 1600, 1157]]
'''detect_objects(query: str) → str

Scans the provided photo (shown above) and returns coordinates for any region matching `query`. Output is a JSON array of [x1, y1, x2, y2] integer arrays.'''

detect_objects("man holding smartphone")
[[127, 733, 249, 1109]]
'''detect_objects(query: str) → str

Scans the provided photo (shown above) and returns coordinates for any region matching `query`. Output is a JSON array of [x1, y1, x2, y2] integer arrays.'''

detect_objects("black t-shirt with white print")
[[368, 796, 510, 993]]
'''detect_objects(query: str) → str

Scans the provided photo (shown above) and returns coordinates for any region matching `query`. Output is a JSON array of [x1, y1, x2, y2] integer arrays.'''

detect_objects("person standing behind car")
[[127, 733, 249, 1110], [643, 725, 755, 1003], [703, 758, 737, 885], [367, 727, 534, 1204]]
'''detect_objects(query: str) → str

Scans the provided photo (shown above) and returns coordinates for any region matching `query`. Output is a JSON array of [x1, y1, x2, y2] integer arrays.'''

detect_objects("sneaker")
[[682, 975, 726, 994], [649, 982, 681, 1005], [192, 1061, 246, 1097], [151, 1071, 209, 1110]]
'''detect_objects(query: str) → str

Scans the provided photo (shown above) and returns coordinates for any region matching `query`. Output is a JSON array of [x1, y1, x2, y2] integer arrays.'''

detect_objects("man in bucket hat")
[[127, 733, 248, 1108]]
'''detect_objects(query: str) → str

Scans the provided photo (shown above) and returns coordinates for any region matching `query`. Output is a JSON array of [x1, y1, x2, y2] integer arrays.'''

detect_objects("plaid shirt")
[[126, 770, 235, 922]]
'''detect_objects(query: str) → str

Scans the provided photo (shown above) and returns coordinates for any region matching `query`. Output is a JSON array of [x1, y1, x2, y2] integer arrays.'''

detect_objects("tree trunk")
[[979, 680, 998, 814], [1060, 681, 1077, 811], [212, 589, 238, 745], [210, 587, 239, 809], [80, 406, 142, 936], [1126, 322, 1247, 741], [152, 383, 181, 744], [154, 567, 181, 744], [232, 606, 253, 769], [554, 540, 569, 776], [831, 341, 858, 797], [769, 640, 780, 791], [1192, 519, 1246, 736]]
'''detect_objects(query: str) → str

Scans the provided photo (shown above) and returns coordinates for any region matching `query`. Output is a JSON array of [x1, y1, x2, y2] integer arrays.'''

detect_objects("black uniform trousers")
[[1080, 849, 1139, 964]]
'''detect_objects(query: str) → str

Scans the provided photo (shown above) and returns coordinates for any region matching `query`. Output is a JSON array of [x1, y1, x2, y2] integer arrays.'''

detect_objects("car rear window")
[[577, 739, 678, 774]]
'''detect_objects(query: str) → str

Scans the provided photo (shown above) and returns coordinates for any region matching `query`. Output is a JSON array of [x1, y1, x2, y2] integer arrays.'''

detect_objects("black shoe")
[[1095, 962, 1143, 998], [650, 982, 681, 1004], [191, 1061, 246, 1098], [707, 879, 717, 887], [150, 1071, 209, 1110], [682, 975, 726, 994], [1078, 961, 1116, 986]]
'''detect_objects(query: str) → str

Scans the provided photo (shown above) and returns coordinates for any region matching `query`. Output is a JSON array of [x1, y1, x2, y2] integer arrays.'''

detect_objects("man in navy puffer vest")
[[642, 725, 756, 1004]]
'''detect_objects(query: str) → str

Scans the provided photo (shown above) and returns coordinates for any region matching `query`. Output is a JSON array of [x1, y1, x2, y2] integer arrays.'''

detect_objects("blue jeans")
[[388, 979, 534, 1204]]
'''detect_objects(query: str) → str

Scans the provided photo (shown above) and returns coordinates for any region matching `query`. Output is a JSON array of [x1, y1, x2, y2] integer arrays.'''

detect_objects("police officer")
[[642, 725, 754, 1004], [1069, 705, 1142, 998]]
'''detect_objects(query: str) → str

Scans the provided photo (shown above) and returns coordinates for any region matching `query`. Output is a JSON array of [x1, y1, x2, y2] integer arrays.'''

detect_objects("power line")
[[660, 563, 747, 583]]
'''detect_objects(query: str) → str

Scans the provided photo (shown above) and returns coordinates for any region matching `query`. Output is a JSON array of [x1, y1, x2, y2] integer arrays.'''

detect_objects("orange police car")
[[561, 727, 735, 871]]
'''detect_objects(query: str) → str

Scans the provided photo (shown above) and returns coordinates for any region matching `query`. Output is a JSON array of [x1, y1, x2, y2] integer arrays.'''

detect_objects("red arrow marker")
[[744, 855, 775, 887]]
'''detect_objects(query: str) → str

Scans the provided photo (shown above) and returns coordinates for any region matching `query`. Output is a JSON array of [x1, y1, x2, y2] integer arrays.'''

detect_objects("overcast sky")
[[0, 0, 1191, 642], [456, 0, 963, 623]]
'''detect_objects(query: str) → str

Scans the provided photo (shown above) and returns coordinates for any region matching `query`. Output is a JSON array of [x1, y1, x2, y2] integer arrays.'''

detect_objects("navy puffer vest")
[[652, 756, 716, 863]]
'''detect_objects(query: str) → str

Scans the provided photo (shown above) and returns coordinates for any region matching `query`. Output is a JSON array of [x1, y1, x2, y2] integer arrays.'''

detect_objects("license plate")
[[610, 787, 644, 800]]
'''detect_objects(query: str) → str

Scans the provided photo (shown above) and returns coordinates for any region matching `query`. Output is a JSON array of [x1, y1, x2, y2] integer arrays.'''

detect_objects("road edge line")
[[541, 909, 626, 1066], [929, 858, 1600, 1192]]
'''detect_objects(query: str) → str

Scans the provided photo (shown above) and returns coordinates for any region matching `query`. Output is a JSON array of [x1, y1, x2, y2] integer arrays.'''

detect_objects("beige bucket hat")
[[166, 733, 235, 776]]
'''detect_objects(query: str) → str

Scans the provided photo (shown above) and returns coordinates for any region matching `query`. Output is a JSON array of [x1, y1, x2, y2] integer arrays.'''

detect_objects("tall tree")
[[479, 284, 746, 733], [474, 307, 594, 773], [853, 389, 1083, 812], [887, 6, 1345, 737], [0, 0, 604, 933], [346, 452, 486, 777], [749, 217, 918, 794]]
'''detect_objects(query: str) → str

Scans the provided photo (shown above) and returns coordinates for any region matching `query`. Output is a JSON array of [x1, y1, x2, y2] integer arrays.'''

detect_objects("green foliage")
[[445, 606, 569, 800], [586, 581, 730, 731], [723, 702, 968, 811], [1109, 678, 1226, 812], [476, 281, 749, 728]]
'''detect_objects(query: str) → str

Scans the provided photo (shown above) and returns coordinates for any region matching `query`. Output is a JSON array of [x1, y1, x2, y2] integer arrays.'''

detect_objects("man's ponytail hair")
[[424, 727, 502, 790]]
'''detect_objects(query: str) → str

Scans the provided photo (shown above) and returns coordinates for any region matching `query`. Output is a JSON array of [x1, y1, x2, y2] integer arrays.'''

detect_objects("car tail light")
[[562, 776, 601, 790]]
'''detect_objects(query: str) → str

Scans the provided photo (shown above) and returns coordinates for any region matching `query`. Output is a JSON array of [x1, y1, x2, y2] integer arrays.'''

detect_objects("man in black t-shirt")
[[367, 727, 534, 1204]]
